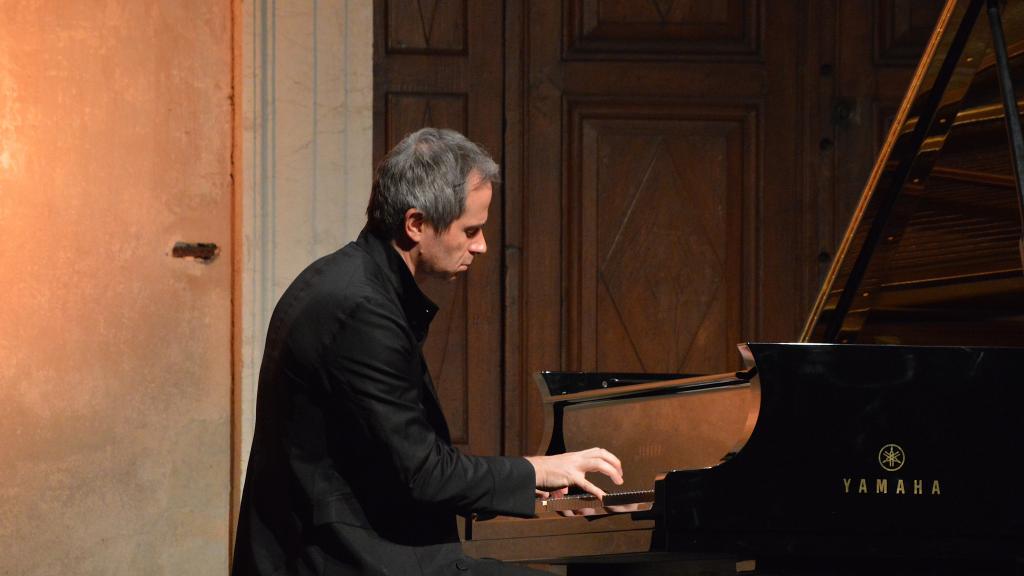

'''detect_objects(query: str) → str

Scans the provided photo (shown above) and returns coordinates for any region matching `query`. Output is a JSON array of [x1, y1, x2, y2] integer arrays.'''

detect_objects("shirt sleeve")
[[322, 293, 535, 518]]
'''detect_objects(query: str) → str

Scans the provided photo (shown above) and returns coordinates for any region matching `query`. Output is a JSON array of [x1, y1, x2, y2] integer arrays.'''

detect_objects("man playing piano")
[[232, 128, 624, 576]]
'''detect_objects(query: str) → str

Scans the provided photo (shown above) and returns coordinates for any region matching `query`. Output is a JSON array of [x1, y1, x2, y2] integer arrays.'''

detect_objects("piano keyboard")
[[537, 489, 656, 513]]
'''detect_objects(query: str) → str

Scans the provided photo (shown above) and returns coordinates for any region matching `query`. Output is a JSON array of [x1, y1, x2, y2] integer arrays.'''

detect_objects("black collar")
[[357, 228, 438, 342]]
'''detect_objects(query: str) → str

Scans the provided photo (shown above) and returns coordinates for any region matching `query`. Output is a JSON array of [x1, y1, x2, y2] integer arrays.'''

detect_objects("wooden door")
[[502, 0, 938, 456], [505, 1, 807, 454], [373, 0, 506, 456]]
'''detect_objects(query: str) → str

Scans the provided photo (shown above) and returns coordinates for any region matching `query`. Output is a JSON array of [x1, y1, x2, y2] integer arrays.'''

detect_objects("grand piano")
[[462, 0, 1024, 573]]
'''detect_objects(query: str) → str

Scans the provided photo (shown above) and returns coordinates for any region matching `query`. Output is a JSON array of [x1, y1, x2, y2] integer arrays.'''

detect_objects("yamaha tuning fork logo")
[[841, 443, 942, 496], [878, 443, 905, 472]]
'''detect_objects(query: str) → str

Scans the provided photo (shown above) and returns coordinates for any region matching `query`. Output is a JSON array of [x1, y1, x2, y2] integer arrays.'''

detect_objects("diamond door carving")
[[601, 140, 724, 371], [567, 101, 755, 374]]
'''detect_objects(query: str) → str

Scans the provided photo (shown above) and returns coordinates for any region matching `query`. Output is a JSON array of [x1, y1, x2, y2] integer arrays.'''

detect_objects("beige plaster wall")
[[0, 1, 234, 574], [239, 0, 373, 484]]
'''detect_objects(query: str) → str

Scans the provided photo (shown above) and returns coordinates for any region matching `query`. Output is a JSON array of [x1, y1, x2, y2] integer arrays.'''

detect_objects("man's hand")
[[524, 447, 623, 500]]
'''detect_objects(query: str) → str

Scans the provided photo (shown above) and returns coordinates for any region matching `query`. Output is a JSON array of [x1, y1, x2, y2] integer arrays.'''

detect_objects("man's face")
[[417, 171, 491, 280]]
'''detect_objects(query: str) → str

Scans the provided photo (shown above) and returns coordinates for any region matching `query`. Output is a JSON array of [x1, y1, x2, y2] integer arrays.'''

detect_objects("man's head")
[[367, 128, 498, 280]]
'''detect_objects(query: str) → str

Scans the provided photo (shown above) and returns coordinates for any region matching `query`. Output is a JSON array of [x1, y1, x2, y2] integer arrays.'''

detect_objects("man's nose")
[[470, 230, 487, 255]]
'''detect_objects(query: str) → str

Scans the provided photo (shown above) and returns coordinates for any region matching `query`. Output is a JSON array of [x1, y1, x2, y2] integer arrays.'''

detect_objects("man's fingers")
[[585, 447, 624, 479], [594, 447, 623, 473], [580, 450, 623, 485], [575, 477, 606, 500], [532, 449, 626, 492], [587, 456, 623, 485], [600, 448, 623, 477]]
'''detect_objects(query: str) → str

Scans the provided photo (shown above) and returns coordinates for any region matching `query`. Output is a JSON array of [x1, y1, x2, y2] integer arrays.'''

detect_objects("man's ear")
[[403, 208, 426, 243]]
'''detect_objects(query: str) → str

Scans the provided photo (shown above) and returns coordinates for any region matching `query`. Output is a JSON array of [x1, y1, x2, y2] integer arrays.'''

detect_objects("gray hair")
[[366, 128, 499, 239]]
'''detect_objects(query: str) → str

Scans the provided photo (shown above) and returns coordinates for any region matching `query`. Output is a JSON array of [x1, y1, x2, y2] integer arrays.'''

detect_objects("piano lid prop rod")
[[985, 0, 1024, 270]]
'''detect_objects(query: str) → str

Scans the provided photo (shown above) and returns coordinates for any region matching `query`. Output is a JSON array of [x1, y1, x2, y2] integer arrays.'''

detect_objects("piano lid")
[[803, 0, 1024, 346]]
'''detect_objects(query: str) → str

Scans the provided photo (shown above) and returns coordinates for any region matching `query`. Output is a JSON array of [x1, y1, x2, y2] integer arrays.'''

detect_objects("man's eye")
[[466, 228, 479, 238]]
